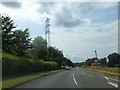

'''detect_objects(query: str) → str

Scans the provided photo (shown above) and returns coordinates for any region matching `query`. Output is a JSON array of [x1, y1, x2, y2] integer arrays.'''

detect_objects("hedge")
[[2, 53, 58, 76]]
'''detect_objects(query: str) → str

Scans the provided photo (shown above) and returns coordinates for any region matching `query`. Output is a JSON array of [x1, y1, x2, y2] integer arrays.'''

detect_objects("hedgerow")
[[2, 52, 58, 76]]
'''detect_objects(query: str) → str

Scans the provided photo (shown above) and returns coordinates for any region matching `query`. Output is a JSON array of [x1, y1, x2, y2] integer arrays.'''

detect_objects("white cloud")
[[0, 2, 118, 62], [51, 20, 118, 61], [82, 18, 92, 25], [101, 20, 118, 33], [0, 2, 53, 24]]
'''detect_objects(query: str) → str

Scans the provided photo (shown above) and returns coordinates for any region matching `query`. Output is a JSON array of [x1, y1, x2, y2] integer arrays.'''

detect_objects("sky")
[[0, 0, 119, 63]]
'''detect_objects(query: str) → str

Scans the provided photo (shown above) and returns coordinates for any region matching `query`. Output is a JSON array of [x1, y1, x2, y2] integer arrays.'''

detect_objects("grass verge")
[[83, 67, 120, 77], [2, 69, 64, 88]]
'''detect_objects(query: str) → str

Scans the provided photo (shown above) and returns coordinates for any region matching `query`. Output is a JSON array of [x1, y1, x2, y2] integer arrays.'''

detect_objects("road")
[[15, 68, 119, 88]]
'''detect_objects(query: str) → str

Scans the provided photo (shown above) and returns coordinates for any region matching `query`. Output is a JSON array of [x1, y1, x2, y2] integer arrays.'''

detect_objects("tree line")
[[1, 14, 73, 76], [80, 52, 120, 67]]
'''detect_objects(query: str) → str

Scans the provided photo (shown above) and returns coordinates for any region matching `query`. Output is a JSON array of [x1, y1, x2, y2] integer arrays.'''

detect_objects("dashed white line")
[[73, 77, 78, 85], [73, 74, 78, 85]]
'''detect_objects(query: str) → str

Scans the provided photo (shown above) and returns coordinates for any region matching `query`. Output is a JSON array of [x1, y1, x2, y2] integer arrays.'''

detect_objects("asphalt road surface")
[[15, 67, 119, 88]]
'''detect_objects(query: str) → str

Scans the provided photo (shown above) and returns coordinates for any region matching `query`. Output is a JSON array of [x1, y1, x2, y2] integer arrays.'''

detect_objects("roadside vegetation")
[[1, 14, 73, 87], [3, 52, 58, 76], [79, 52, 120, 76], [84, 66, 120, 76]]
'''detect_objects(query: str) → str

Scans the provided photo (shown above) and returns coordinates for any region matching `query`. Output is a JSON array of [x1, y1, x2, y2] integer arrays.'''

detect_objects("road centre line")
[[73, 77, 78, 85], [73, 74, 78, 85]]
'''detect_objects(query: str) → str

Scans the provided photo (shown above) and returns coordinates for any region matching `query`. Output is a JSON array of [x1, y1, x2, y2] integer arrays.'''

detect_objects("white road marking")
[[73, 77, 78, 85], [104, 76, 111, 82], [73, 74, 78, 85], [107, 82, 118, 88], [107, 77, 120, 82], [104, 76, 118, 88], [104, 76, 120, 82]]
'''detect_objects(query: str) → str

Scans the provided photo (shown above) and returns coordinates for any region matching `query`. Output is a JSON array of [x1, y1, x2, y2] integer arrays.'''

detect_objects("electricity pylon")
[[95, 50, 97, 58], [45, 18, 50, 47]]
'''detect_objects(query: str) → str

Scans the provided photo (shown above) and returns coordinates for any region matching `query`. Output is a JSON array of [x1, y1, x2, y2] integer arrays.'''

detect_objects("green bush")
[[2, 53, 58, 76]]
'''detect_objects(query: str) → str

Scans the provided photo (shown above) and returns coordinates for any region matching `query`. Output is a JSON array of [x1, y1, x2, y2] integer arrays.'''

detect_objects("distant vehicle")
[[61, 66, 72, 70], [61, 66, 66, 69], [65, 66, 71, 70]]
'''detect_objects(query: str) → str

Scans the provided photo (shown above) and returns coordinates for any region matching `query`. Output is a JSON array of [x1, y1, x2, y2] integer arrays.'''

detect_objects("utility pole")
[[45, 18, 51, 47]]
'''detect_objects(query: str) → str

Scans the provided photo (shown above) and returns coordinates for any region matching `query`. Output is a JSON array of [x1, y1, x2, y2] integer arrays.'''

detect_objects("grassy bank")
[[2, 69, 64, 88], [83, 66, 120, 77]]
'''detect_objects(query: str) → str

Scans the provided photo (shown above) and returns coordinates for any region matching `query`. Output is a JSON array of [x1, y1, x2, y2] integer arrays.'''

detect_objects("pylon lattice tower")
[[95, 50, 97, 58], [45, 18, 51, 47]]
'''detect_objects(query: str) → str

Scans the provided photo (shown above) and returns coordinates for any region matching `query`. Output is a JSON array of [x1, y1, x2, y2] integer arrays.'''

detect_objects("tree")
[[86, 58, 92, 66], [13, 29, 31, 57], [99, 57, 107, 66], [30, 36, 47, 60], [63, 57, 73, 67], [29, 36, 68, 67], [107, 52, 120, 67], [47, 46, 64, 66], [85, 57, 98, 66], [1, 14, 16, 53]]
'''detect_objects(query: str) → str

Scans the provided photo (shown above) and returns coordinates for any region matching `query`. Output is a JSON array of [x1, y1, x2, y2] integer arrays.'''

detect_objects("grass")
[[2, 52, 19, 61], [2, 69, 64, 88], [0, 81, 2, 90], [84, 66, 120, 77]]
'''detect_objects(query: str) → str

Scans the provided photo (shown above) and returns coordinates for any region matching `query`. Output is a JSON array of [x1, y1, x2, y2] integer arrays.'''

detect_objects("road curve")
[[15, 68, 119, 88]]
